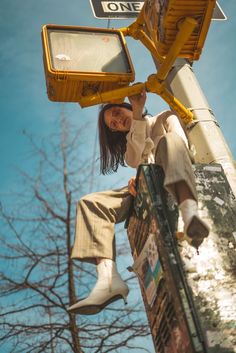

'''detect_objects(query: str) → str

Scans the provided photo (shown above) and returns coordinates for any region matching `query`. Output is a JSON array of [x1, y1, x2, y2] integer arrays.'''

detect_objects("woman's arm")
[[128, 90, 146, 121], [128, 176, 137, 196], [125, 91, 148, 168], [125, 120, 147, 168]]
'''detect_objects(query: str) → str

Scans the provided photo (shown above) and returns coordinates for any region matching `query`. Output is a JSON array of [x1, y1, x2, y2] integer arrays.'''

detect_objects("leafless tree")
[[0, 111, 152, 353]]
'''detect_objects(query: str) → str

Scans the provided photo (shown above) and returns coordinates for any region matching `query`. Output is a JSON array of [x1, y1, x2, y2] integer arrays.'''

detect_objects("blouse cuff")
[[129, 119, 147, 134]]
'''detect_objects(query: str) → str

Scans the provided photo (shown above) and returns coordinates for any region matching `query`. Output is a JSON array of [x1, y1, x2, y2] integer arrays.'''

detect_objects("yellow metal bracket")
[[119, 7, 164, 64], [79, 14, 197, 124], [79, 77, 193, 124], [155, 17, 197, 82]]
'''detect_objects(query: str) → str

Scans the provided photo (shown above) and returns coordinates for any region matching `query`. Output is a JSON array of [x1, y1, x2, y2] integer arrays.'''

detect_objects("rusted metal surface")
[[127, 164, 236, 353]]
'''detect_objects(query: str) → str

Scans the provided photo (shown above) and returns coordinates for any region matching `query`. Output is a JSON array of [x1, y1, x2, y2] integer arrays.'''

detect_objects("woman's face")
[[104, 106, 133, 132]]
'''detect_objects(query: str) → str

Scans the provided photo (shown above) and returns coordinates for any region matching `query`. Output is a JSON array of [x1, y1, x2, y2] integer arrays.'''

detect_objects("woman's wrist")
[[128, 90, 147, 120], [132, 108, 145, 120]]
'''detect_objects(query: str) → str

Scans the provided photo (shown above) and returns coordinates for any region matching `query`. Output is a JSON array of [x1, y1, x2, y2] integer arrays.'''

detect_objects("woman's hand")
[[128, 177, 137, 197], [128, 90, 147, 120]]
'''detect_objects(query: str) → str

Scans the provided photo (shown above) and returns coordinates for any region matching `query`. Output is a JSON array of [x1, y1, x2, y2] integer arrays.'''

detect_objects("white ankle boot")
[[68, 260, 129, 315], [179, 199, 210, 249]]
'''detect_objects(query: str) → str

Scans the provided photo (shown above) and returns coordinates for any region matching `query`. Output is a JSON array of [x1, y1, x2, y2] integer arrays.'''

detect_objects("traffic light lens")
[[48, 29, 131, 73]]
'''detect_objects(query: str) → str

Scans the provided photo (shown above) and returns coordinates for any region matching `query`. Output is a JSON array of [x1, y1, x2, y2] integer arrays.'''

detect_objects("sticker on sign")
[[90, 0, 144, 19]]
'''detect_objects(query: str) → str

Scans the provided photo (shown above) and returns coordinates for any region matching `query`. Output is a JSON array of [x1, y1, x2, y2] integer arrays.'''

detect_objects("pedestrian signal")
[[41, 25, 135, 102], [143, 0, 216, 60]]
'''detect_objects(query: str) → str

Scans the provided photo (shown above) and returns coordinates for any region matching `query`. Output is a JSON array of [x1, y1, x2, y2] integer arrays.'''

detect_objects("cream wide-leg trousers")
[[71, 132, 197, 264], [71, 186, 132, 264]]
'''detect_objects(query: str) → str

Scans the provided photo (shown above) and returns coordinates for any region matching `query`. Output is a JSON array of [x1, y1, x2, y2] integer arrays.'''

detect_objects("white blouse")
[[125, 110, 188, 168]]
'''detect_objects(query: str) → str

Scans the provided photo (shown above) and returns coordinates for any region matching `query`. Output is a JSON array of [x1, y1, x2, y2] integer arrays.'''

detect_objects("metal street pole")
[[163, 58, 236, 196]]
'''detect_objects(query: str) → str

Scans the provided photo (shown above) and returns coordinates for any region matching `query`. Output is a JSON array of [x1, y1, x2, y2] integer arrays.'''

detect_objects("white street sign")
[[213, 1, 227, 20], [89, 0, 144, 19], [90, 0, 226, 21]]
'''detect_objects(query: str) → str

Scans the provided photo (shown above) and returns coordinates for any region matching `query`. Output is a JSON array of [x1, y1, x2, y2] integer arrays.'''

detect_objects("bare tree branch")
[[0, 111, 152, 352]]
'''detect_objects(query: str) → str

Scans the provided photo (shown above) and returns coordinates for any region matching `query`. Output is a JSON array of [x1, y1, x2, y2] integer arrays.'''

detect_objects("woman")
[[68, 92, 209, 315]]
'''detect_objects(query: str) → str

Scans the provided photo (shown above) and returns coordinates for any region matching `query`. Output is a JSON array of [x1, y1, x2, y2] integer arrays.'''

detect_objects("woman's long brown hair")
[[98, 102, 133, 174]]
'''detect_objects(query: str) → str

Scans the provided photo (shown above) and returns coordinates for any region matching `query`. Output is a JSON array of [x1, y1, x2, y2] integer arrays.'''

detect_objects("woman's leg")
[[69, 187, 132, 315], [155, 132, 197, 202], [155, 132, 209, 248], [71, 186, 132, 264]]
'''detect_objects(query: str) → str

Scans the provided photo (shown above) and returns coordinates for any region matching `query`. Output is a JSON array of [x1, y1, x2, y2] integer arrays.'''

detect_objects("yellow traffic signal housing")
[[41, 24, 135, 102], [143, 0, 216, 60]]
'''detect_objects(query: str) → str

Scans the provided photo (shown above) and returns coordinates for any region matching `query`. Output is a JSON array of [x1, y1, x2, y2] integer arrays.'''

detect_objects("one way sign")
[[90, 0, 226, 21], [89, 0, 144, 19]]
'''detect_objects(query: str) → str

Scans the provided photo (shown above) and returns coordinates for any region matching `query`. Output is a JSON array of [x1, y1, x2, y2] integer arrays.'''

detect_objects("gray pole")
[[166, 58, 236, 196]]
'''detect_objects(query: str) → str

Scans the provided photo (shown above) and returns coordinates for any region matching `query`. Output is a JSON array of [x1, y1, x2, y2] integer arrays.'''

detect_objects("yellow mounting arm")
[[79, 15, 197, 124]]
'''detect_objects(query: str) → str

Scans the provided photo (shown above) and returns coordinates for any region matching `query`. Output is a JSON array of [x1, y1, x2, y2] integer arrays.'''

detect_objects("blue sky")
[[1, 0, 235, 196]]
